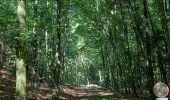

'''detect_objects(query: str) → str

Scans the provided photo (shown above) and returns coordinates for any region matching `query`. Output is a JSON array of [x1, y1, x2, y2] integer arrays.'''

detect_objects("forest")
[[0, 0, 170, 100]]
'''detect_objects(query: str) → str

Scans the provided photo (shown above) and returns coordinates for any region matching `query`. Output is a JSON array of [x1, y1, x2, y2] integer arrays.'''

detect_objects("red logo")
[[153, 83, 169, 97]]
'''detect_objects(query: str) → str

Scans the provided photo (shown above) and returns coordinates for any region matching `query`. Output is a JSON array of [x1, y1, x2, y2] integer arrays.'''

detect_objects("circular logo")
[[153, 83, 169, 97]]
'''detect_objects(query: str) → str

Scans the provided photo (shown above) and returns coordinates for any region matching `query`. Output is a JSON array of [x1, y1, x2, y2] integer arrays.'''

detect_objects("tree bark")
[[52, 0, 62, 99], [156, 0, 170, 66], [0, 41, 4, 68], [16, 0, 26, 100]]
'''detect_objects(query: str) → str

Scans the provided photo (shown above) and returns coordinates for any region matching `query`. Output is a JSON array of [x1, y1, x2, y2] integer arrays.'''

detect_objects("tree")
[[1, 0, 170, 99], [15, 0, 26, 100]]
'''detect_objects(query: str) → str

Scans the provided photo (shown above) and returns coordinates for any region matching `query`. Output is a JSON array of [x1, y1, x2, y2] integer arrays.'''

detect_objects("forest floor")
[[0, 68, 148, 100]]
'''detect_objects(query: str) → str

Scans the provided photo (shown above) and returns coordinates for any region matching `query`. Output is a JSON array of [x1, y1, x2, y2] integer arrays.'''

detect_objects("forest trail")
[[58, 85, 147, 100], [59, 84, 117, 99], [0, 68, 147, 100]]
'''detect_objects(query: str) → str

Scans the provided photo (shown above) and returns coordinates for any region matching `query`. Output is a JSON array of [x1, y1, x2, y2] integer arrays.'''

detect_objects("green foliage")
[[1, 0, 170, 99]]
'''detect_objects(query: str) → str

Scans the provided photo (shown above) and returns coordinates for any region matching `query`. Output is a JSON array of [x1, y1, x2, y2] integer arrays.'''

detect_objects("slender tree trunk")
[[157, 48, 168, 84], [52, 0, 61, 99], [143, 1, 156, 99], [0, 41, 4, 68], [55, 0, 61, 86], [99, 34, 107, 88], [119, 1, 138, 96], [156, 0, 170, 65], [30, 0, 38, 91], [16, 0, 26, 100], [128, 0, 156, 99]]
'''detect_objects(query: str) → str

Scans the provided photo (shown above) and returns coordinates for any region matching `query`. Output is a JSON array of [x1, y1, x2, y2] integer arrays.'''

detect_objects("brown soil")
[[0, 68, 148, 100]]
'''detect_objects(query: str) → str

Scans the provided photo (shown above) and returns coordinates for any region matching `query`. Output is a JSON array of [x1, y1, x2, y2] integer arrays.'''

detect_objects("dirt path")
[[59, 85, 148, 100], [0, 68, 147, 100], [59, 85, 116, 99]]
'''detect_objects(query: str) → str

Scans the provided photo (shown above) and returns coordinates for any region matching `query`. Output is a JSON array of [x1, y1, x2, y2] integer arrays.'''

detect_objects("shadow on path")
[[0, 68, 148, 100]]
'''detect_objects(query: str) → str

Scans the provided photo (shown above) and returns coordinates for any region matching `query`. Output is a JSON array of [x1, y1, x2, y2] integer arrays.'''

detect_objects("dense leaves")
[[0, 0, 170, 99]]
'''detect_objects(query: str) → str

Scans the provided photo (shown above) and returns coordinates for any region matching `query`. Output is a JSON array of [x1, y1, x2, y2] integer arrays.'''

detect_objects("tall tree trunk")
[[128, 0, 156, 99], [143, 0, 156, 99], [16, 0, 26, 100], [157, 49, 168, 84], [55, 0, 61, 86], [156, 0, 170, 66], [119, 1, 138, 96], [31, 0, 38, 91], [52, 0, 61, 99], [0, 41, 4, 68], [98, 33, 107, 88]]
